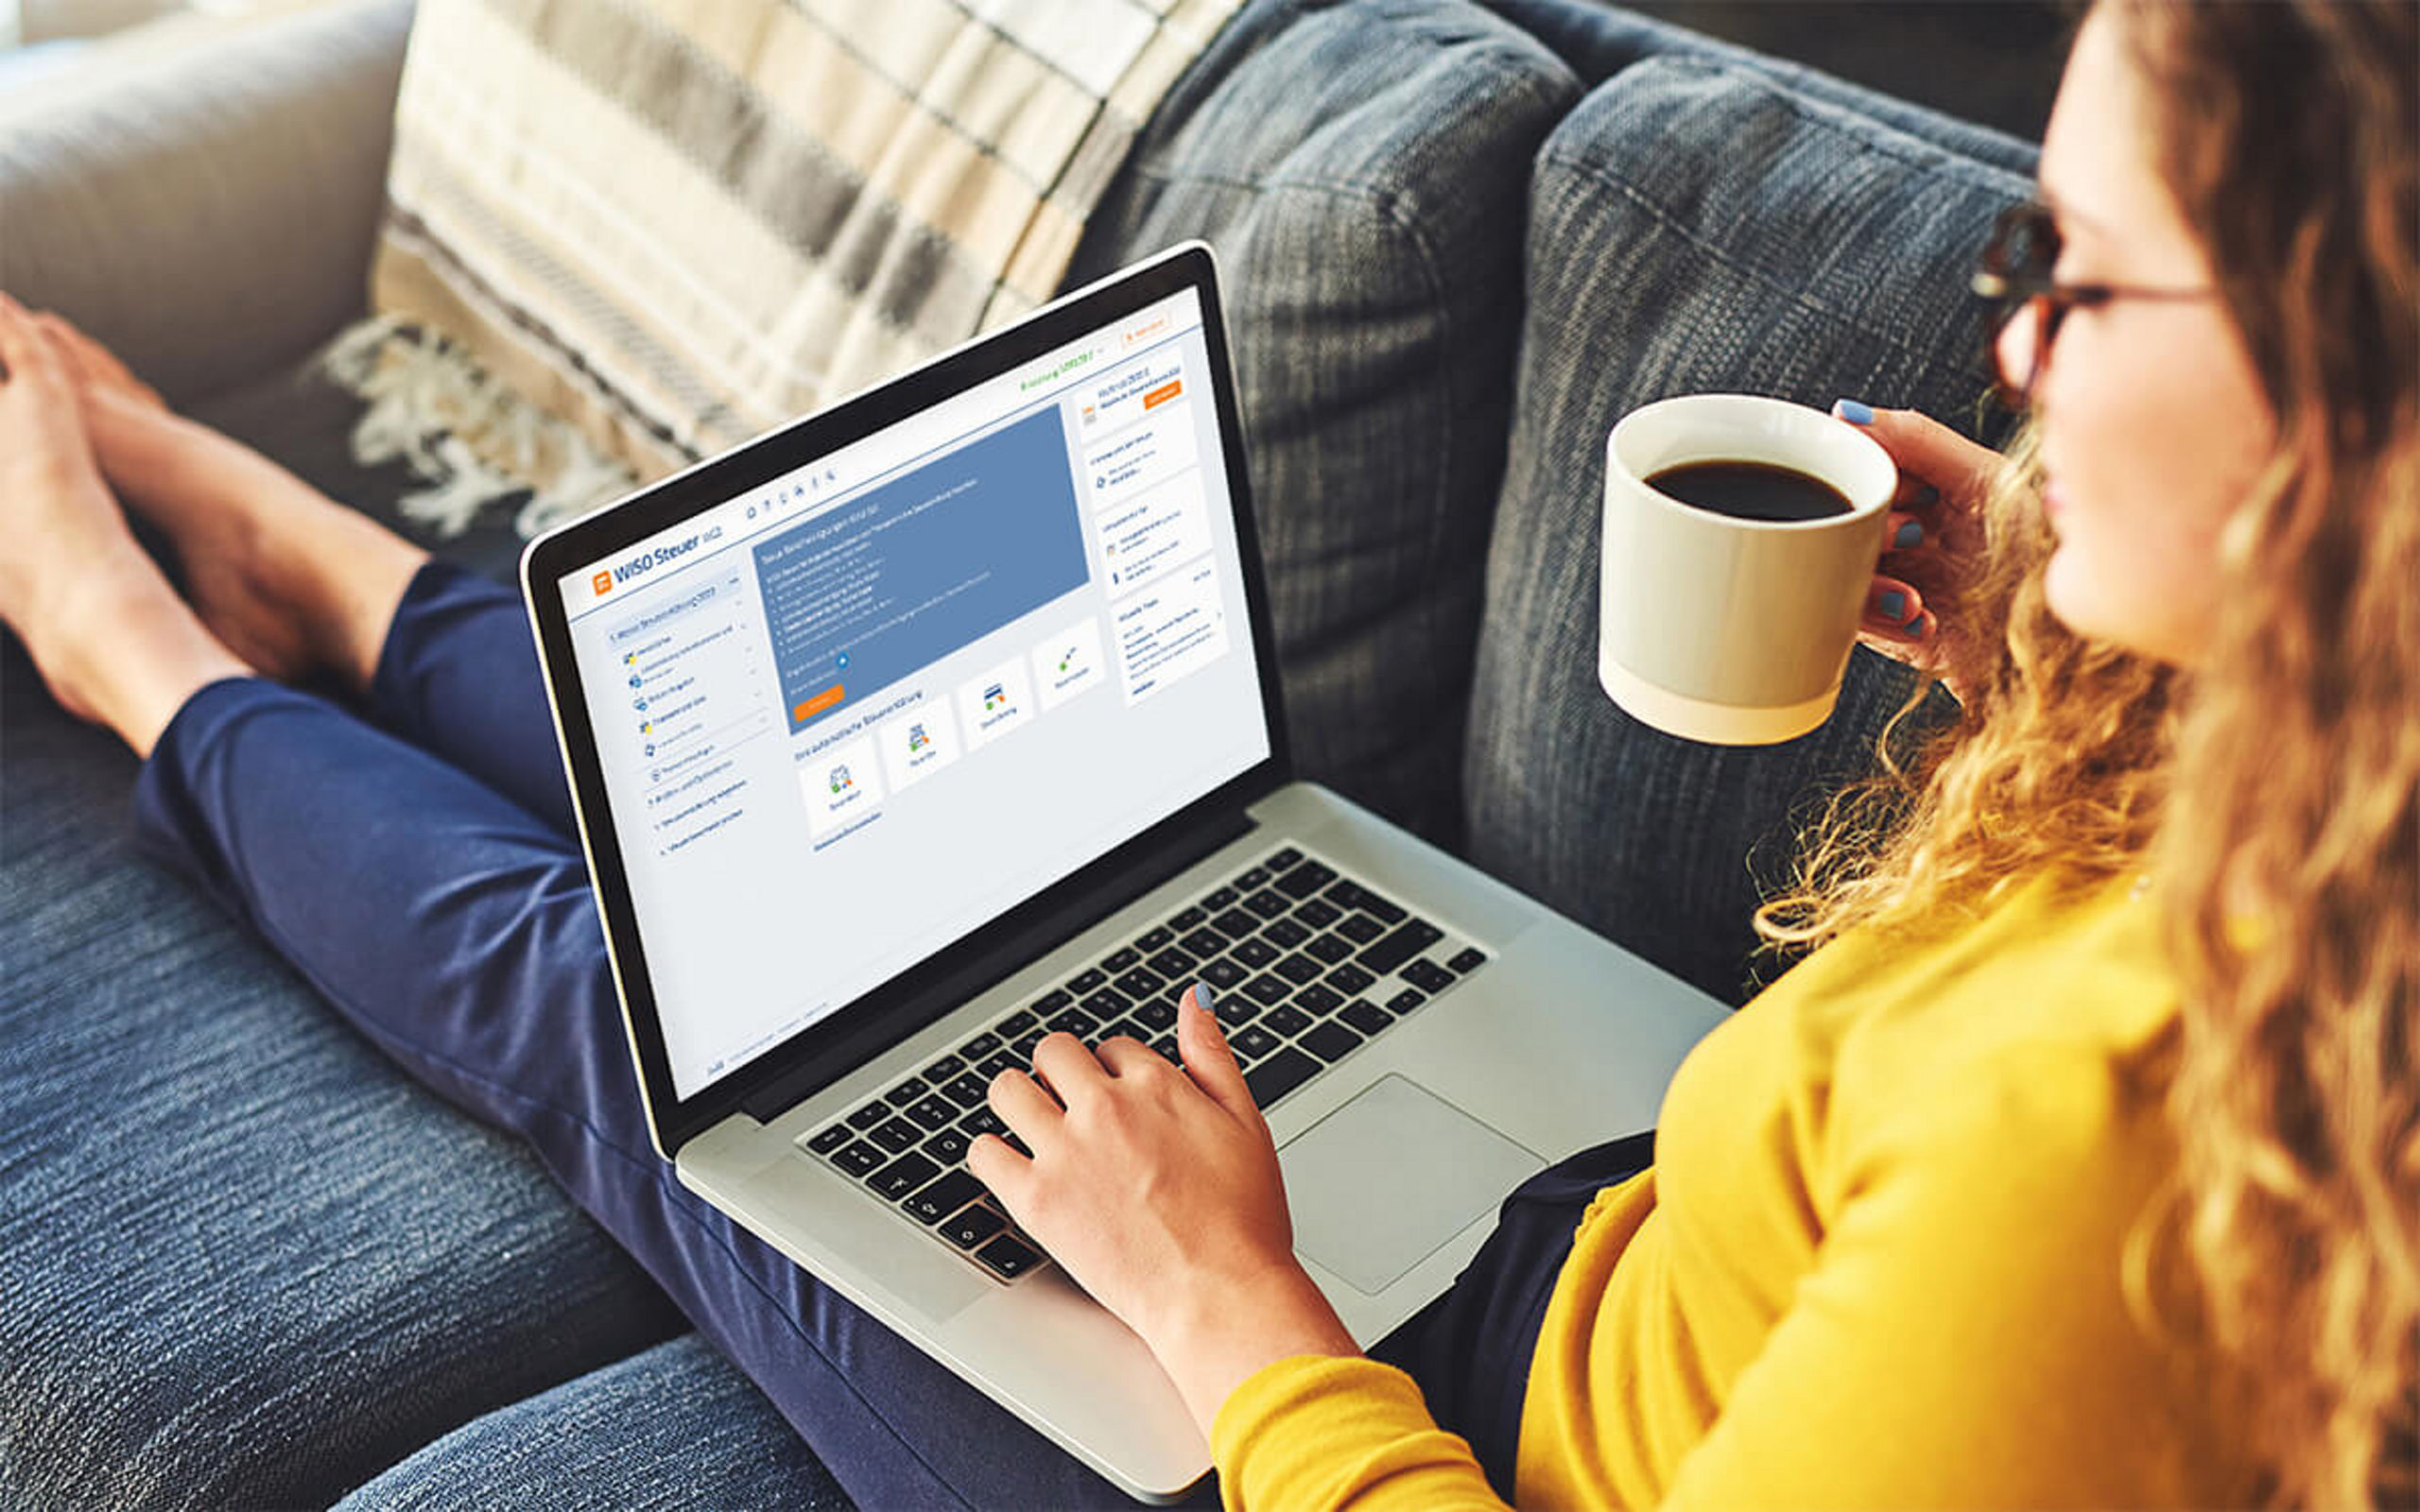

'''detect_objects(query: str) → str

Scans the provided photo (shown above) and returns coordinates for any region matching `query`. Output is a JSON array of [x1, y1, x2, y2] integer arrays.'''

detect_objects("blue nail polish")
[[1192, 981, 1216, 1013], [1832, 398, 1876, 425], [1877, 590, 1908, 621], [1893, 520, 1923, 550]]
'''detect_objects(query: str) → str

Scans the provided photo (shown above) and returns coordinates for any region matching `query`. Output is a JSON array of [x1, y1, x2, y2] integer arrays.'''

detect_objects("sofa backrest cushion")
[[1464, 55, 2034, 1004], [1061, 0, 1580, 846]]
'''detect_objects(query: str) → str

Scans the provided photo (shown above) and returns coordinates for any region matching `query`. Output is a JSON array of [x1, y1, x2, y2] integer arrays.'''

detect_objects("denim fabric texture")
[[337, 1333, 845, 1511], [1064, 0, 1581, 850], [1464, 56, 2033, 1006], [0, 638, 687, 1511]]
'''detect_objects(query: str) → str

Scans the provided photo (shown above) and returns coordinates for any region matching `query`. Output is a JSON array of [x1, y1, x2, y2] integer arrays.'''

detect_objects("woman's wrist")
[[1146, 1260, 1360, 1436]]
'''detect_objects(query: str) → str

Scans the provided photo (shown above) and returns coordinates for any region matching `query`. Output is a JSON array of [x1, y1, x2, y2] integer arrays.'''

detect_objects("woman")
[[3, 0, 2411, 1504]]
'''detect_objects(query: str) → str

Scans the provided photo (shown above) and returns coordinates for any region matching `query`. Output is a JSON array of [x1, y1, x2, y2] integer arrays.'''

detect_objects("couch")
[[0, 1, 2037, 1503]]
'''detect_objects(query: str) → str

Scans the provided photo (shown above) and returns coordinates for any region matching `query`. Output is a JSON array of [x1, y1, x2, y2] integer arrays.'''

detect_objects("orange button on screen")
[[1142, 379, 1183, 410], [793, 684, 845, 721]]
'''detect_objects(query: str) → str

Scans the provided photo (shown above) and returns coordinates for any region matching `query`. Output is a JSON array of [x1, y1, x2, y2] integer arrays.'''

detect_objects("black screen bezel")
[[521, 245, 1292, 1157]]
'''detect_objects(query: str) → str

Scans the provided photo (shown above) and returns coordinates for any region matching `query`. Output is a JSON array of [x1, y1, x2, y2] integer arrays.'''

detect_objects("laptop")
[[521, 242, 1730, 1502]]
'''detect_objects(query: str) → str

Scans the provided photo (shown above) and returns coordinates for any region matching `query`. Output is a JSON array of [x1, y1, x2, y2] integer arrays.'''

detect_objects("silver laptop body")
[[523, 243, 1729, 1502]]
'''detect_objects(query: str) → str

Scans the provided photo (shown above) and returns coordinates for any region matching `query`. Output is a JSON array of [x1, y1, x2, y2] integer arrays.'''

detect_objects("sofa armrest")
[[0, 0, 413, 403]]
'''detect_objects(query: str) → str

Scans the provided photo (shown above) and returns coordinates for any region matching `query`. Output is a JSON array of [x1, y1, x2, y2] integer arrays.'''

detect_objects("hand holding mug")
[[1836, 398, 2001, 702]]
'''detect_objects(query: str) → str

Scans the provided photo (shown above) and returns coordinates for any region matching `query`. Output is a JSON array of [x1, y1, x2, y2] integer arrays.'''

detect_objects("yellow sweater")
[[1210, 868, 2253, 1508]]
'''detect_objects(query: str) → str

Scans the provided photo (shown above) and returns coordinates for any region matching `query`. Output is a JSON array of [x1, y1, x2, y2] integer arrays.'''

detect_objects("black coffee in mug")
[[1645, 458, 1854, 522]]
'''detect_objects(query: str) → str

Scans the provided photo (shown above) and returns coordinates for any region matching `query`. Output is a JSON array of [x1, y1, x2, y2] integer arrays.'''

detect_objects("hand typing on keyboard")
[[966, 983, 1360, 1437]]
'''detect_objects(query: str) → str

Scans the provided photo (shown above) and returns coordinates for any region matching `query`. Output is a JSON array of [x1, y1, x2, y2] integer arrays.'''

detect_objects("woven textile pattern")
[[367, 0, 1243, 486]]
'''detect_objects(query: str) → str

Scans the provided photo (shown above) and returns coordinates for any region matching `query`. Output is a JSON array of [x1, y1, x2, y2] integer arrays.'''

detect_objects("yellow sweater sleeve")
[[1211, 1354, 1507, 1511]]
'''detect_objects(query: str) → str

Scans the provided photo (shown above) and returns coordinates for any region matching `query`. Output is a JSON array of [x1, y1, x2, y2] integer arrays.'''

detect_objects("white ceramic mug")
[[1599, 394, 1897, 745]]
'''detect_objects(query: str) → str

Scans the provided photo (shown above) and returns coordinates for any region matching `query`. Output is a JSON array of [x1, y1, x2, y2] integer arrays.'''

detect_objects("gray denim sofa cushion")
[[0, 654, 690, 1510], [1463, 55, 2034, 1005], [1063, 0, 1581, 848]]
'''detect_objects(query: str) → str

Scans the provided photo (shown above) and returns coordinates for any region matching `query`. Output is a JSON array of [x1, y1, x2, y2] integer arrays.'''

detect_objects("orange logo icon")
[[592, 571, 613, 595]]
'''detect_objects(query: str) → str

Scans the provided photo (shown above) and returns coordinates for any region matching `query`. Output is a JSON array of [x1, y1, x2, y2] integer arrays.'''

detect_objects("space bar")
[[1243, 1048, 1322, 1109]]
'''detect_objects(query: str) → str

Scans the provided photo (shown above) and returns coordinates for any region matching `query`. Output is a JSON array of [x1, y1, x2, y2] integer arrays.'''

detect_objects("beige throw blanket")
[[327, 0, 1241, 538]]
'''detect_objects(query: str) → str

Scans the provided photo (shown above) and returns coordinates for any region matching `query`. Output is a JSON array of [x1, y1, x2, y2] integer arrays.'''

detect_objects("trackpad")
[[1279, 1075, 1543, 1296]]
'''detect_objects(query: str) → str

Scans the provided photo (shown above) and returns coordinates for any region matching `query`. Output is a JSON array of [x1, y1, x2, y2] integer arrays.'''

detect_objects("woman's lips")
[[2044, 480, 2066, 518]]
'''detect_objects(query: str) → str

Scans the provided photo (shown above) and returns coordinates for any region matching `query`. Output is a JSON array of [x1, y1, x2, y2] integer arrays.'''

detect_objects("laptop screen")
[[552, 285, 1272, 1101]]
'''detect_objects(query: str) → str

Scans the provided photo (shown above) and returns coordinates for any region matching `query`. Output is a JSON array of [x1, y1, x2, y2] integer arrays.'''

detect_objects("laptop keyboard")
[[797, 844, 1489, 1284]]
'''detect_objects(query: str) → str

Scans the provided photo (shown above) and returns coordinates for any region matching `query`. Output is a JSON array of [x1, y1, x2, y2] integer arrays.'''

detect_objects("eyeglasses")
[[1971, 198, 2219, 409]]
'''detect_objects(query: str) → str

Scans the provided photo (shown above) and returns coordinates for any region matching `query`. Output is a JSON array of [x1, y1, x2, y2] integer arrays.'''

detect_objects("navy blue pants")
[[131, 561, 1649, 1507]]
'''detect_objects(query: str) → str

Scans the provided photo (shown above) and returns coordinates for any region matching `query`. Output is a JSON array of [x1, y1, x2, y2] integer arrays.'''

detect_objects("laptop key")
[[1326, 962, 1376, 995], [1387, 987, 1426, 1016], [1232, 1024, 1283, 1060], [847, 1102, 890, 1131], [884, 1076, 930, 1109], [1242, 1047, 1322, 1110], [1052, 1008, 1102, 1040], [924, 1128, 972, 1166], [1102, 947, 1140, 973], [1200, 885, 1238, 911], [944, 1073, 991, 1108], [1147, 947, 1197, 981], [1115, 968, 1164, 1000], [1133, 997, 1178, 1030], [1275, 860, 1336, 899], [1273, 954, 1322, 987], [1241, 973, 1290, 1007], [961, 1106, 1007, 1140], [942, 1204, 1007, 1250], [1262, 1005, 1313, 1040], [1357, 919, 1444, 974], [1305, 932, 1354, 966], [903, 1169, 989, 1226], [1242, 888, 1289, 920], [976, 1050, 1017, 1079], [871, 1151, 942, 1201], [1356, 890, 1410, 925], [1167, 905, 1207, 932], [922, 1052, 967, 1084], [1335, 913, 1387, 945], [804, 1125, 852, 1156], [1300, 1022, 1363, 1064], [1263, 918, 1310, 950], [871, 1118, 924, 1154], [1200, 956, 1249, 989], [831, 1140, 887, 1177], [1135, 926, 1174, 953], [1266, 846, 1304, 871], [1181, 928, 1231, 960], [1401, 958, 1458, 994], [1067, 968, 1107, 994], [1292, 897, 1341, 930], [1340, 998, 1394, 1037], [1235, 866, 1271, 891], [1212, 908, 1261, 942], [976, 1234, 1043, 1280], [1231, 937, 1280, 970], [1293, 983, 1343, 1018], [905, 1096, 959, 1132], [997, 1007, 1041, 1040], [1448, 947, 1489, 974], [960, 1030, 1001, 1059], [1152, 1034, 1179, 1062]]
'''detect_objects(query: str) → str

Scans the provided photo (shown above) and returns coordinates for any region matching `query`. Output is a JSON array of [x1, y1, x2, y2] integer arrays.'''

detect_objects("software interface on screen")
[[559, 289, 1272, 1100]]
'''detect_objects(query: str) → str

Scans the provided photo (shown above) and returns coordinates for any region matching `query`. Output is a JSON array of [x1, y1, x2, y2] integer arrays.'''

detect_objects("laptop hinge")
[[739, 801, 1260, 1123]]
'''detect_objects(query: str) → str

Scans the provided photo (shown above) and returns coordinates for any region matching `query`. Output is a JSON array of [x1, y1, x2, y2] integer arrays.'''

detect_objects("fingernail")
[[1191, 981, 1216, 1015], [1915, 484, 1942, 508], [1832, 398, 1876, 425], [1893, 520, 1924, 550], [1877, 590, 1908, 621]]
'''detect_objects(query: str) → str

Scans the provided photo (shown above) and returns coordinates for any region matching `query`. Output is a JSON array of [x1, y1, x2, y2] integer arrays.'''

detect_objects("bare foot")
[[37, 307, 427, 693], [0, 295, 251, 755]]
